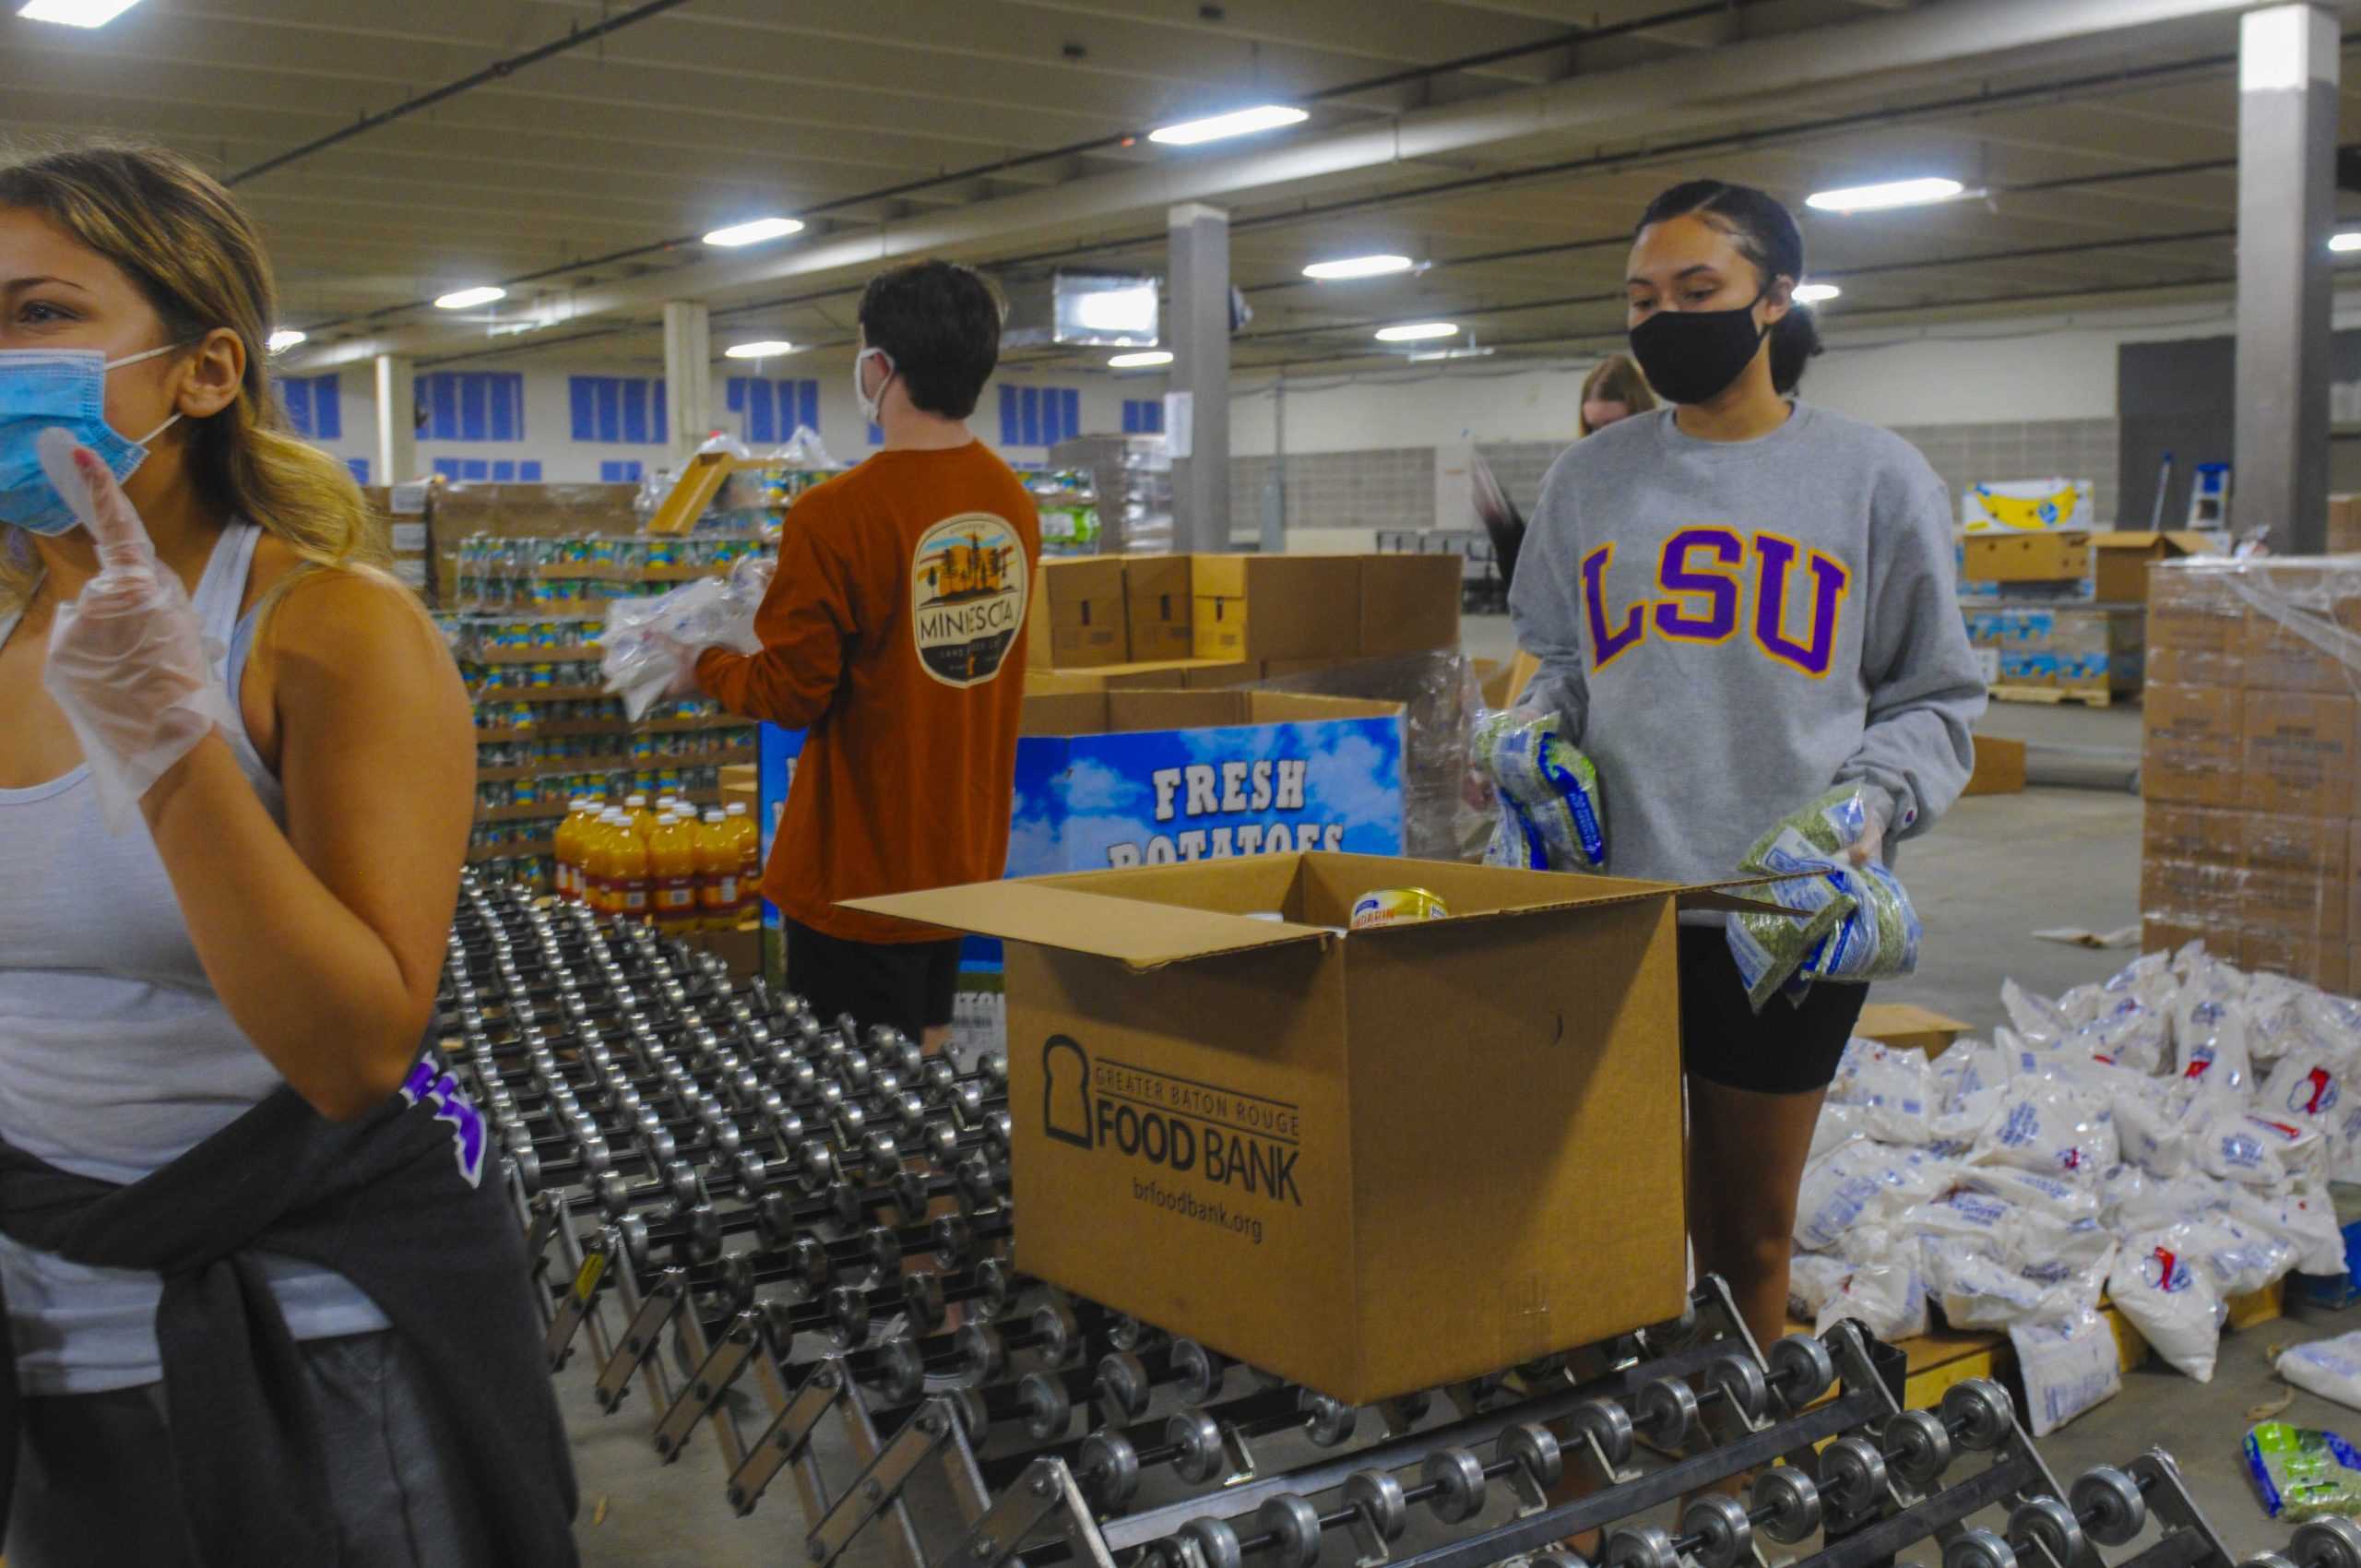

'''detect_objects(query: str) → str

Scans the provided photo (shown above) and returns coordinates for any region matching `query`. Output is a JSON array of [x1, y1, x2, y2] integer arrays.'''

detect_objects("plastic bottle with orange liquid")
[[554, 799, 597, 902], [695, 810, 739, 931], [724, 803, 760, 922], [647, 812, 702, 933], [604, 809, 651, 921], [577, 811, 615, 914]]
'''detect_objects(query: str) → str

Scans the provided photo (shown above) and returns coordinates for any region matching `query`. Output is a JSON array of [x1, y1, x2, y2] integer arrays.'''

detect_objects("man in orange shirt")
[[693, 260, 1040, 1050]]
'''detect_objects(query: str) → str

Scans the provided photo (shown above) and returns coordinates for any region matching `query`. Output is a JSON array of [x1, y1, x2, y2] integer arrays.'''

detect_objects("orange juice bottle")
[[554, 800, 593, 902], [696, 810, 739, 931], [578, 811, 614, 914], [550, 802, 575, 901], [724, 802, 760, 921], [609, 811, 651, 922], [624, 793, 657, 844], [648, 812, 701, 933]]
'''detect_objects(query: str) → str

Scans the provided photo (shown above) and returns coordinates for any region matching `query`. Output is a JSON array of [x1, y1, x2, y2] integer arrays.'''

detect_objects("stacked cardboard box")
[[2141, 558, 2361, 992], [1026, 552, 1463, 688], [1963, 530, 2091, 587], [1961, 603, 2144, 696], [361, 482, 435, 600], [429, 481, 641, 603]]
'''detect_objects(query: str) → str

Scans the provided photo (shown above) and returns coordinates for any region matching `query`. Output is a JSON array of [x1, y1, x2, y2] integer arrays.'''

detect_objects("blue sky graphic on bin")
[[760, 713, 1405, 965], [1006, 716, 1406, 877]]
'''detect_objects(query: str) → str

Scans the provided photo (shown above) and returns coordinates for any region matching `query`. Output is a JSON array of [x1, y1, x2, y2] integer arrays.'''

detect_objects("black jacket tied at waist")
[[0, 1051, 577, 1567]]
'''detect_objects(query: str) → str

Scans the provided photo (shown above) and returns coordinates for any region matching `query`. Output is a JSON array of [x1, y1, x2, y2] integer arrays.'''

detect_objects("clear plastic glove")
[[38, 429, 238, 834]]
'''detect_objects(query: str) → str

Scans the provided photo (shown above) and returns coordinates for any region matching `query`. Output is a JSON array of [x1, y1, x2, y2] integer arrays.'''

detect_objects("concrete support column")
[[663, 301, 716, 460], [1168, 202, 1232, 552], [373, 353, 415, 484], [2232, 3, 2339, 552]]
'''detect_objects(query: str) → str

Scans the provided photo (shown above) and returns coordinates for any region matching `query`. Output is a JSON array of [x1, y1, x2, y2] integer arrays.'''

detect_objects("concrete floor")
[[562, 636, 2356, 1566]]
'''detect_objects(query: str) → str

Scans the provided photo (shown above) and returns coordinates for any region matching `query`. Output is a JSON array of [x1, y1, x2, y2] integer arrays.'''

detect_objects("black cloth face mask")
[[1627, 290, 1769, 406]]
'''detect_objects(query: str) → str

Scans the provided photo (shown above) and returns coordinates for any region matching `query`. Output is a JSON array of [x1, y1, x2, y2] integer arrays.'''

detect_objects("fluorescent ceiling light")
[[1147, 104, 1307, 147], [1406, 346, 1495, 363], [1070, 283, 1159, 336], [1804, 177, 1965, 214], [1791, 282, 1841, 303], [1302, 254, 1416, 281], [1374, 322, 1458, 342], [433, 286, 506, 311], [265, 327, 307, 352], [725, 340, 797, 360], [703, 216, 804, 248], [18, 0, 144, 26], [1108, 350, 1173, 368], [2331, 232, 2361, 254]]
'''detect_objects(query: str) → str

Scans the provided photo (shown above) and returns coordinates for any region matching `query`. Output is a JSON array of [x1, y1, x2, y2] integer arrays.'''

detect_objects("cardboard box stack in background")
[[1025, 552, 1463, 691], [360, 482, 435, 600], [1963, 529, 2091, 587], [2333, 495, 2361, 555], [1961, 604, 2144, 698], [2140, 558, 2361, 992], [429, 481, 642, 604], [2091, 531, 2212, 604], [1030, 557, 1130, 670]]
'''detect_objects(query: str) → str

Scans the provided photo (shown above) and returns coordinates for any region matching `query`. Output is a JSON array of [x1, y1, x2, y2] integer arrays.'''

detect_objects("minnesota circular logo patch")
[[912, 512, 1028, 687]]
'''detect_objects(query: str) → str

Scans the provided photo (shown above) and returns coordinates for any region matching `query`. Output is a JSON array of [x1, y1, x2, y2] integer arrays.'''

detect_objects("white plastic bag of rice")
[[2108, 1229, 2227, 1382], [2009, 1311, 2121, 1436]]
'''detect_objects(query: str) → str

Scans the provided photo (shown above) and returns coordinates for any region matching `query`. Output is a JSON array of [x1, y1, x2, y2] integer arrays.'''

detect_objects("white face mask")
[[852, 346, 895, 426]]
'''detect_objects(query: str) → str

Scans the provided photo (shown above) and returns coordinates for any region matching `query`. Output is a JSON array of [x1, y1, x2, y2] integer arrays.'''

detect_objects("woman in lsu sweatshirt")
[[1509, 180, 1987, 1355]]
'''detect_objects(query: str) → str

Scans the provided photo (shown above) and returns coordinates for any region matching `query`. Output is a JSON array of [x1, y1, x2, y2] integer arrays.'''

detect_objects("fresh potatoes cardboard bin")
[[1024, 659, 1228, 696], [1192, 555, 1360, 663], [849, 851, 1772, 1404], [1030, 558, 1130, 671], [1123, 556, 1195, 663]]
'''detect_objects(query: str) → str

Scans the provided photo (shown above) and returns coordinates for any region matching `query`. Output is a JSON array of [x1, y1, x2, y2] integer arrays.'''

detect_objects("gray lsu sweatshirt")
[[1508, 403, 1987, 889]]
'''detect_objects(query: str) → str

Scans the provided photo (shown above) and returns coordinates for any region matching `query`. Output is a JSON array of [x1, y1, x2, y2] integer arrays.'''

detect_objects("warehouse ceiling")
[[3, 0, 2355, 377]]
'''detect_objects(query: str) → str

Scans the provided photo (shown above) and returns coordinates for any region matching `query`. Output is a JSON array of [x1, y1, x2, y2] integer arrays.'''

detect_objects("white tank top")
[[0, 523, 387, 1394]]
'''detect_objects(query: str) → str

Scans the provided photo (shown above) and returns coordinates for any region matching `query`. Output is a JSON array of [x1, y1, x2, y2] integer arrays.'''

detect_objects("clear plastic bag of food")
[[1473, 707, 1606, 873], [1726, 787, 1922, 1011], [599, 555, 775, 720], [2247, 1422, 2361, 1520]]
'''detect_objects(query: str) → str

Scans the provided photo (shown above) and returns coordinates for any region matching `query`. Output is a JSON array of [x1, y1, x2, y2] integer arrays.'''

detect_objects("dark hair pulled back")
[[1634, 179, 1824, 394]]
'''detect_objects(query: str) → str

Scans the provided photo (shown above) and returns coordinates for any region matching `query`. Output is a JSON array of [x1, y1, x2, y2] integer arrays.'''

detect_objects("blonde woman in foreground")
[[0, 145, 575, 1566]]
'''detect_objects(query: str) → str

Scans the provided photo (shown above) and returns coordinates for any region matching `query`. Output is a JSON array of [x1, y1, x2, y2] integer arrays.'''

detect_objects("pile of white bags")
[[1792, 941, 2360, 1407]]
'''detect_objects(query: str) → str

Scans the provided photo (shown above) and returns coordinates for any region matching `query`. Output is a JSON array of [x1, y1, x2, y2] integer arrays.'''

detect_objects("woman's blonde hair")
[[1578, 353, 1657, 436], [0, 143, 387, 615]]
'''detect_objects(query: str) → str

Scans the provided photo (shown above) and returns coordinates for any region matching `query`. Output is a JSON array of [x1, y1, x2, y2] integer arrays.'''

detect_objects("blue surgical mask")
[[0, 345, 184, 537]]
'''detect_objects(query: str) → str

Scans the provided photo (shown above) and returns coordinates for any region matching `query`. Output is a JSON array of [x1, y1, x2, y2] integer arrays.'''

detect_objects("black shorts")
[[1678, 924, 1868, 1096], [784, 918, 963, 1039]]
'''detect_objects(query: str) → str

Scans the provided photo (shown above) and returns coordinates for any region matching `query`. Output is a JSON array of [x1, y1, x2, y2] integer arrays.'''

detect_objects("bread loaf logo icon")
[[1042, 1034, 1092, 1148]]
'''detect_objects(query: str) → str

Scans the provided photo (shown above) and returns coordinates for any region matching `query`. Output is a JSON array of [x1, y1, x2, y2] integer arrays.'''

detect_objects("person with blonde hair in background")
[[0, 145, 575, 1565], [1576, 351, 1656, 436]]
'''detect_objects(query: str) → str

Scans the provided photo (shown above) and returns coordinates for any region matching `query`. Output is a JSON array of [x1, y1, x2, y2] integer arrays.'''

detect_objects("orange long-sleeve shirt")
[[696, 442, 1040, 944]]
